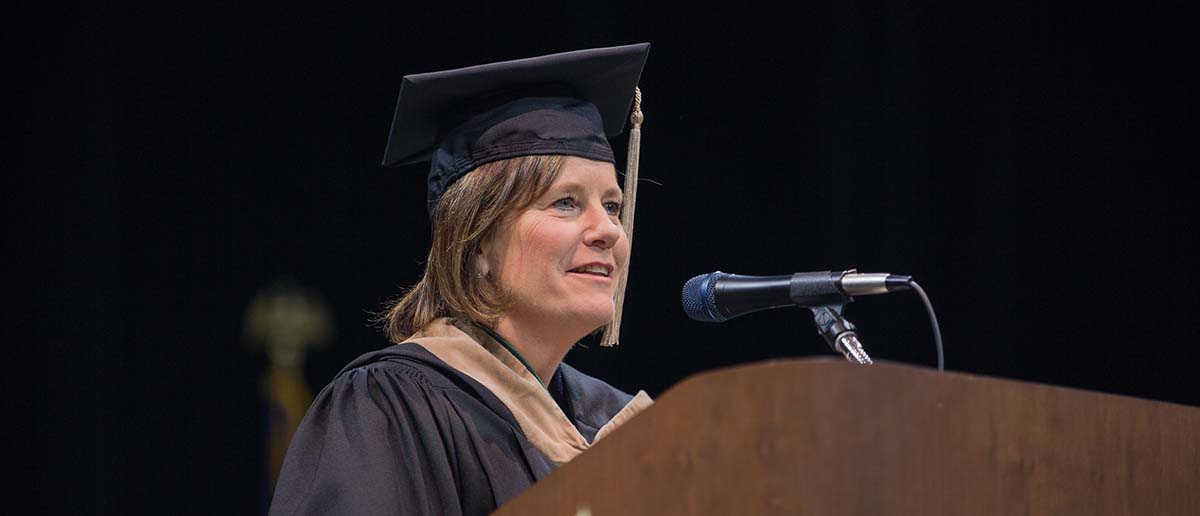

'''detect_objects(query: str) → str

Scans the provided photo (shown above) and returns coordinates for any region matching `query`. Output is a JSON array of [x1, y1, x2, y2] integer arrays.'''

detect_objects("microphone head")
[[681, 271, 728, 322]]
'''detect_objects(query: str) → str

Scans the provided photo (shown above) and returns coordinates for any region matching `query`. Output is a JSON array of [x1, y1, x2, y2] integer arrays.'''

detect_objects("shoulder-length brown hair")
[[380, 155, 566, 343]]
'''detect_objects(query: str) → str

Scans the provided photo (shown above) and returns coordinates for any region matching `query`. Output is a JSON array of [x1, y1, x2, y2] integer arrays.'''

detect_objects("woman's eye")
[[604, 201, 623, 216], [552, 197, 577, 211]]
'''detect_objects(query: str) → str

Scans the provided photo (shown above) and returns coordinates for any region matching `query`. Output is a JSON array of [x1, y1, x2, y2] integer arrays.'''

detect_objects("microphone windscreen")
[[681, 271, 727, 322]]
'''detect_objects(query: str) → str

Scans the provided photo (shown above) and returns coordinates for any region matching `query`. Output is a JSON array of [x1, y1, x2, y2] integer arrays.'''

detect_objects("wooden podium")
[[493, 359, 1200, 515]]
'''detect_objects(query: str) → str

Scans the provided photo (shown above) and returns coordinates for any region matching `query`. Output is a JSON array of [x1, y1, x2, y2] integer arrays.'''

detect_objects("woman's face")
[[483, 156, 630, 333]]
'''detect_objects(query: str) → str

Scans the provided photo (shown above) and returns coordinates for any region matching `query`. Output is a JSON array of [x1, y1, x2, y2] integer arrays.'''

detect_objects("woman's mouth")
[[567, 263, 613, 277]]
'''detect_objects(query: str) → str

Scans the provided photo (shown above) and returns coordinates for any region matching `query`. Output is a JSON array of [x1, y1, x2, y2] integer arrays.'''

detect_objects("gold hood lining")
[[407, 318, 652, 465]]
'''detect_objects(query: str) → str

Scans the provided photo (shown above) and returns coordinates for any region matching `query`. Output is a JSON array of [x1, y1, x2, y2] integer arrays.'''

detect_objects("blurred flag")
[[243, 279, 333, 511]]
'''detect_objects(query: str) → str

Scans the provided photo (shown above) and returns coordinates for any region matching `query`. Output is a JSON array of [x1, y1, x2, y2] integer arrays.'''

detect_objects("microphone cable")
[[908, 280, 944, 372]]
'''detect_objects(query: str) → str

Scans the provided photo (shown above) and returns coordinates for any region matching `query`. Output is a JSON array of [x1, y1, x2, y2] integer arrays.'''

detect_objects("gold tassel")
[[601, 87, 643, 347]]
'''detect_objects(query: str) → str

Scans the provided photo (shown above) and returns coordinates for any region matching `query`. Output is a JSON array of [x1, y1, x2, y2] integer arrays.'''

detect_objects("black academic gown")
[[267, 343, 635, 516]]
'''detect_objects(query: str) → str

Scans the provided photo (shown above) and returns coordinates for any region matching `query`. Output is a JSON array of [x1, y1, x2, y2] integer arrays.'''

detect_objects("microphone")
[[681, 270, 912, 322]]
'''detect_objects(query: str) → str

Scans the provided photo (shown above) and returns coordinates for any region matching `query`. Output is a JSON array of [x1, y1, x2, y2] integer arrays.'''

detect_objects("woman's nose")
[[583, 206, 622, 249]]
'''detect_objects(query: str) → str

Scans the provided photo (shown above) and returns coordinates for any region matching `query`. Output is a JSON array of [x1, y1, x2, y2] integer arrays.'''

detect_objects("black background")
[[17, 1, 1193, 514]]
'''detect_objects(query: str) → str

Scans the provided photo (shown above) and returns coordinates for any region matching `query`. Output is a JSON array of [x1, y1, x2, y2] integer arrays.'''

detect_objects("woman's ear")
[[473, 245, 491, 279]]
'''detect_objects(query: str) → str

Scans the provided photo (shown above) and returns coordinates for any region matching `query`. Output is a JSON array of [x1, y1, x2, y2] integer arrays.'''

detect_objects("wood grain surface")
[[492, 359, 1200, 516]]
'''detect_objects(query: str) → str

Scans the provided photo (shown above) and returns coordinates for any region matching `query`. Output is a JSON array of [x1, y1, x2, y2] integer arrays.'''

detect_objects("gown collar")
[[407, 317, 653, 465]]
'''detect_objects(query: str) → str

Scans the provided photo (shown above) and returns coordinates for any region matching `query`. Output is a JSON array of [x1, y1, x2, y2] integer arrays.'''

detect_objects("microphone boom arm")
[[809, 303, 872, 365]]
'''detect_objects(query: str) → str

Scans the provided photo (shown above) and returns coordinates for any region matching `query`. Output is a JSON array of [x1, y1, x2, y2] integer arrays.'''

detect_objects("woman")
[[268, 44, 653, 516]]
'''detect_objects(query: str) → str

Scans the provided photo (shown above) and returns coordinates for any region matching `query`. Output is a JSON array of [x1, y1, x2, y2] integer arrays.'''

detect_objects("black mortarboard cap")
[[381, 43, 650, 212]]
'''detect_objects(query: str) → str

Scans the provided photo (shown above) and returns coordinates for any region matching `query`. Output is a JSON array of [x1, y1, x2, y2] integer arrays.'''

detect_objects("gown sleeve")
[[266, 361, 476, 516]]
